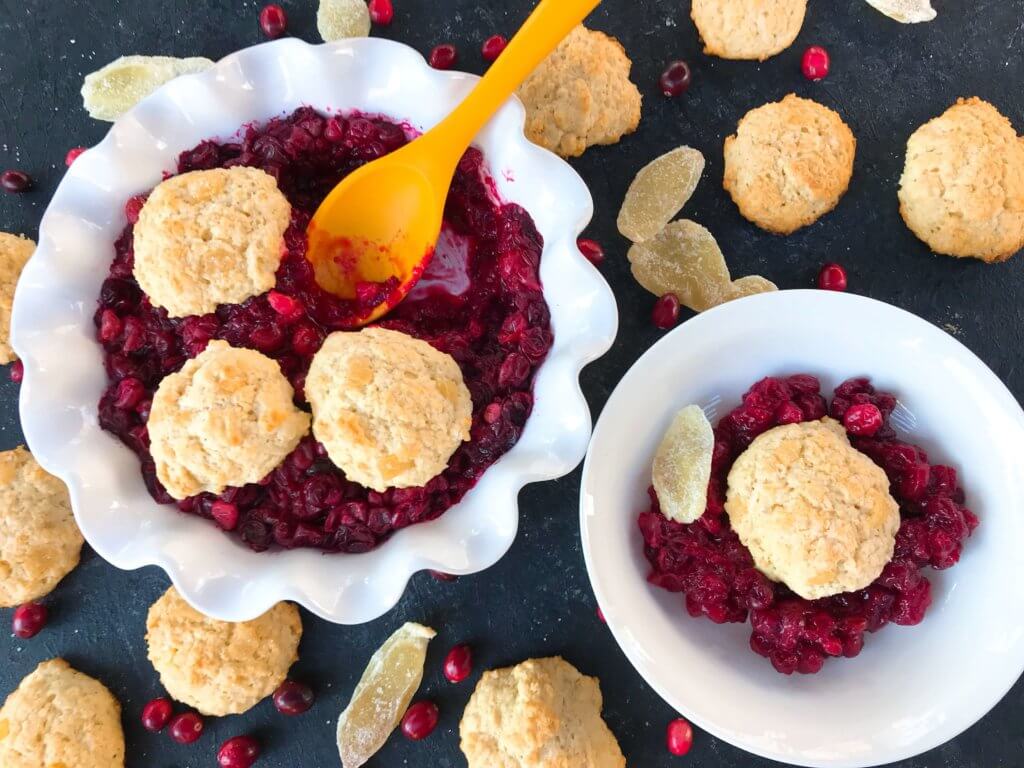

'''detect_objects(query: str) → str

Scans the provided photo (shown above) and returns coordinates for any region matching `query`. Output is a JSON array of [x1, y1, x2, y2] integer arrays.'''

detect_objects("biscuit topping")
[[725, 418, 900, 600]]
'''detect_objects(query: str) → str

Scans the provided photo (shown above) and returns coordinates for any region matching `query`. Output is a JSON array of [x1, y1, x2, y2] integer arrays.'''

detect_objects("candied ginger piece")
[[318, 0, 372, 41], [628, 220, 731, 311], [864, 0, 937, 23], [725, 275, 778, 302], [618, 146, 706, 243], [336, 622, 436, 768], [652, 405, 714, 524], [81, 55, 214, 121]]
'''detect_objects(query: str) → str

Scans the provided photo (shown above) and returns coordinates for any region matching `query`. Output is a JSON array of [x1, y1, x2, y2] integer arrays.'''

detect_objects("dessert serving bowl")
[[11, 37, 617, 624], [581, 290, 1024, 767]]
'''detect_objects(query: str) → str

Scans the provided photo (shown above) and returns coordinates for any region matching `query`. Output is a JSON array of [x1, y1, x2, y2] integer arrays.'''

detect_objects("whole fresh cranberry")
[[141, 697, 174, 732], [65, 147, 87, 166], [817, 263, 847, 292], [481, 35, 508, 62], [843, 403, 883, 436], [429, 44, 458, 70], [258, 4, 287, 38], [12, 602, 47, 638], [659, 60, 692, 97], [273, 680, 315, 715], [1, 170, 32, 193], [801, 46, 830, 81], [169, 712, 204, 744], [666, 717, 694, 756], [652, 294, 681, 329], [368, 0, 394, 25], [9, 360, 24, 383], [443, 644, 472, 683], [218, 735, 260, 768], [576, 238, 605, 266], [400, 700, 439, 740], [597, 605, 606, 623]]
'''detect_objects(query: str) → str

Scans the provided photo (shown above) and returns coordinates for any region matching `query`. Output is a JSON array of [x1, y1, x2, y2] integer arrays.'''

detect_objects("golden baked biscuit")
[[724, 94, 856, 235], [133, 166, 291, 317], [0, 233, 34, 364], [0, 446, 81, 607], [898, 97, 1024, 263], [306, 327, 472, 492], [517, 25, 642, 158], [725, 418, 900, 600], [0, 659, 125, 768], [148, 340, 310, 499], [460, 657, 625, 768], [146, 586, 302, 716], [691, 0, 807, 61]]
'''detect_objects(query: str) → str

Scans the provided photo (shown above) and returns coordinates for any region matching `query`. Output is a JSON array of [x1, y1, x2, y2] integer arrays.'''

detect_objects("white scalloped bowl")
[[11, 38, 617, 624]]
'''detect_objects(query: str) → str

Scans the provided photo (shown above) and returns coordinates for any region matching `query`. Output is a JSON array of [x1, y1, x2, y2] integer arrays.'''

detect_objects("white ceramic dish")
[[580, 290, 1024, 768], [11, 37, 617, 625]]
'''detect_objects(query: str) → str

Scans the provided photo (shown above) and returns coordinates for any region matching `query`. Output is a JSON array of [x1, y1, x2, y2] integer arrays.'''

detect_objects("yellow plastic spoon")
[[306, 0, 602, 325]]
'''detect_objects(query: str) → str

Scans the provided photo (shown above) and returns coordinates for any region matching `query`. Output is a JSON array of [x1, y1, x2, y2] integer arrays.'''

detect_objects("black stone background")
[[2, 0, 1024, 766]]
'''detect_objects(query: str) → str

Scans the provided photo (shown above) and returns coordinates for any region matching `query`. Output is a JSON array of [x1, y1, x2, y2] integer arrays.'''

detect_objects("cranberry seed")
[[576, 238, 605, 266], [12, 602, 47, 638], [481, 35, 508, 62], [817, 262, 848, 292], [666, 717, 694, 756], [801, 46, 831, 81], [258, 4, 288, 38], [429, 44, 458, 70], [141, 697, 174, 732], [218, 735, 260, 768], [400, 700, 439, 740], [169, 712, 204, 744], [659, 60, 692, 97], [652, 294, 681, 329], [1, 170, 32, 193], [273, 680, 315, 715], [368, 0, 394, 25], [443, 644, 473, 683]]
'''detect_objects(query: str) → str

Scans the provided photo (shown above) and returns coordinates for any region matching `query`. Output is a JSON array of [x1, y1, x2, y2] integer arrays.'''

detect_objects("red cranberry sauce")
[[639, 375, 978, 675], [95, 107, 552, 554]]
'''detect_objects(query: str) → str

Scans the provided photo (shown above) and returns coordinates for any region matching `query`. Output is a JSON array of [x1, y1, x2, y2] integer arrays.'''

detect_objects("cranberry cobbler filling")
[[639, 375, 978, 674], [95, 107, 552, 553]]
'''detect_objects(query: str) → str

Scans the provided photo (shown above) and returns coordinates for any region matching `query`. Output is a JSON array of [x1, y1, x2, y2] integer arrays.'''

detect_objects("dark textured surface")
[[1, 1, 1023, 766]]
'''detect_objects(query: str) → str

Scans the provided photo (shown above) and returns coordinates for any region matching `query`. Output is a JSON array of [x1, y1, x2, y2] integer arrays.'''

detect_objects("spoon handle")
[[423, 0, 603, 158]]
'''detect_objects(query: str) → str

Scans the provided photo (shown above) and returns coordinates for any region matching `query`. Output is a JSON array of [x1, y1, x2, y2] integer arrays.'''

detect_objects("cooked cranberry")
[[124, 194, 147, 224], [666, 718, 694, 756], [267, 290, 302, 319], [843, 403, 883, 437], [659, 60, 692, 97], [481, 34, 508, 62], [273, 680, 315, 715], [211, 500, 240, 531], [443, 644, 472, 683], [259, 4, 287, 38], [65, 146, 87, 166], [817, 263, 847, 291], [9, 360, 23, 383], [141, 697, 174, 732], [577, 238, 604, 266], [11, 602, 47, 638], [652, 294, 681, 329], [801, 46, 830, 81], [169, 712, 204, 744], [368, 0, 394, 25], [400, 700, 439, 740], [1, 170, 31, 193], [429, 44, 458, 70], [218, 735, 260, 768]]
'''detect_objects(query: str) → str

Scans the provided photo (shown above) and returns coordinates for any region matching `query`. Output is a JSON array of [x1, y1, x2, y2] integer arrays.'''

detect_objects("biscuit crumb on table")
[[0, 446, 81, 607], [517, 25, 642, 158], [898, 97, 1024, 263], [691, 0, 808, 61], [0, 233, 34, 365], [145, 586, 302, 716], [132, 166, 291, 318], [0, 658, 125, 768], [723, 94, 856, 235]]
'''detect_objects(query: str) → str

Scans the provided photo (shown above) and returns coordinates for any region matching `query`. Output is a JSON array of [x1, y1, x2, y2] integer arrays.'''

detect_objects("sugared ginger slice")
[[336, 622, 436, 768], [628, 219, 731, 311], [81, 55, 214, 121], [618, 146, 706, 243], [652, 405, 714, 524], [726, 274, 778, 301], [864, 0, 936, 23], [318, 0, 372, 41]]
